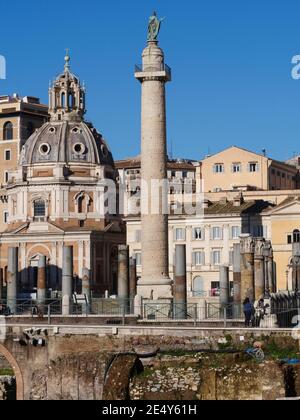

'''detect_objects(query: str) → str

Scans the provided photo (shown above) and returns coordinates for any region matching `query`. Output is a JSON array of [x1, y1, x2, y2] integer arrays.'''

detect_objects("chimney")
[[220, 197, 228, 205], [233, 192, 244, 207]]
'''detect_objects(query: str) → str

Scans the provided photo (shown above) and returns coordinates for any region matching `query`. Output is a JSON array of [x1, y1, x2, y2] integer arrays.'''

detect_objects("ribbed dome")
[[20, 120, 114, 166]]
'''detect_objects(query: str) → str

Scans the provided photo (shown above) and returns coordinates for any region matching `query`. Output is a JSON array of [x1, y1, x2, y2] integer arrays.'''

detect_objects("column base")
[[137, 281, 173, 300]]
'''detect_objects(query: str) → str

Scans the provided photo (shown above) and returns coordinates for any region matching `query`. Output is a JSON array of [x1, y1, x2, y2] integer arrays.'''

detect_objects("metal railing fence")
[[0, 298, 299, 329]]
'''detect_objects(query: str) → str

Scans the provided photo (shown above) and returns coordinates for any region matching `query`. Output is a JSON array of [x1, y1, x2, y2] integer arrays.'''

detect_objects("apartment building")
[[126, 195, 272, 303], [260, 195, 300, 292], [116, 156, 200, 214], [0, 95, 48, 231], [200, 146, 298, 193]]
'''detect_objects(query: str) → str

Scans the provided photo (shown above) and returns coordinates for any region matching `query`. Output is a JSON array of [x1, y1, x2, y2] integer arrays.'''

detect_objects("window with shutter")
[[213, 164, 224, 174], [212, 227, 222, 240], [174, 228, 186, 241], [192, 277, 204, 297], [249, 162, 259, 173], [193, 228, 203, 240], [231, 226, 241, 239], [135, 252, 142, 266], [212, 250, 221, 266], [192, 251, 204, 267]]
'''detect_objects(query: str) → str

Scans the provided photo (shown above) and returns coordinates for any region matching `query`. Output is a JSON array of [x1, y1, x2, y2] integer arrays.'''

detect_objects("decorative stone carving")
[[262, 240, 273, 259], [254, 238, 265, 259], [240, 234, 255, 254]]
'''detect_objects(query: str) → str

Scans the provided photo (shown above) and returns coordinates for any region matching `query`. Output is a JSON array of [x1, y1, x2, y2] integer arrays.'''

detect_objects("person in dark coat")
[[243, 298, 255, 327]]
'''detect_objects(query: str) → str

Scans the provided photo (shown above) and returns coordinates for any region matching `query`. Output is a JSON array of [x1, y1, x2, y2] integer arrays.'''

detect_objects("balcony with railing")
[[135, 63, 172, 80]]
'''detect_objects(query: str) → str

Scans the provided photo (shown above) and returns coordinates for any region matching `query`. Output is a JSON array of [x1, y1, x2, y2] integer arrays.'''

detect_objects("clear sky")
[[1, 0, 300, 162]]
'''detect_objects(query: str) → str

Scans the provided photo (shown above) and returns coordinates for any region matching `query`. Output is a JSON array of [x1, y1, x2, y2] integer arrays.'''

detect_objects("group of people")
[[243, 298, 267, 328]]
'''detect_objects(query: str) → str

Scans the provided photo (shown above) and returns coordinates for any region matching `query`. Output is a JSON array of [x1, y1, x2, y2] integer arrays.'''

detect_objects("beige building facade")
[[0, 95, 48, 232], [126, 196, 272, 304], [200, 146, 298, 193]]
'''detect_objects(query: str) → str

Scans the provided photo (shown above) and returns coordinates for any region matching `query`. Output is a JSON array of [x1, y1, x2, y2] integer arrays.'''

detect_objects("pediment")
[[5, 221, 65, 235], [268, 199, 300, 216]]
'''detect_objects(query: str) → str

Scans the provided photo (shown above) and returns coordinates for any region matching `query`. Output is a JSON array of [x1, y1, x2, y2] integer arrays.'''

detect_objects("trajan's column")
[[135, 12, 172, 299]]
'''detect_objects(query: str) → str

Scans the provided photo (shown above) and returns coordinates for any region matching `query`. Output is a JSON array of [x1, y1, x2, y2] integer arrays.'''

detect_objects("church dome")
[[20, 52, 114, 167], [21, 120, 114, 166]]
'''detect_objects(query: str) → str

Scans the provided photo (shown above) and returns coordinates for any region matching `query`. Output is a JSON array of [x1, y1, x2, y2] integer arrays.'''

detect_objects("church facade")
[[0, 54, 125, 300]]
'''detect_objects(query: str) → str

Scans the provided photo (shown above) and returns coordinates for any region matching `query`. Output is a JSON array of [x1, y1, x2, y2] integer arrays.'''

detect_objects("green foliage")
[[265, 342, 299, 360], [136, 368, 154, 379], [0, 368, 14, 376]]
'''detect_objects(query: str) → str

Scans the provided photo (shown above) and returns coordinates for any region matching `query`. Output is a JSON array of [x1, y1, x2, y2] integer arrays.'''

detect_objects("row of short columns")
[[4, 245, 91, 316], [117, 244, 189, 319], [117, 245, 137, 313], [220, 236, 276, 308], [238, 235, 276, 303]]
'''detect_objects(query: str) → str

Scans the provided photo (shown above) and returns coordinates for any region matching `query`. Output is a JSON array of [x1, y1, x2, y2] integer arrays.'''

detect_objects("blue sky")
[[1, 0, 300, 161]]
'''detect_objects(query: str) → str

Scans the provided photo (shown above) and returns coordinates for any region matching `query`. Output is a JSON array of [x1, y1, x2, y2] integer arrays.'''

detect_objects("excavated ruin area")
[[129, 352, 300, 401]]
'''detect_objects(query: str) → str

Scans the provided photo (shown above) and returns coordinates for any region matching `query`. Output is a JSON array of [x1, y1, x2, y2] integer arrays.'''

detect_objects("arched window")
[[61, 92, 66, 108], [68, 93, 74, 108], [193, 276, 204, 297], [34, 200, 46, 218], [293, 229, 300, 244], [3, 121, 13, 140], [75, 192, 92, 214], [26, 122, 34, 139], [78, 195, 83, 213]]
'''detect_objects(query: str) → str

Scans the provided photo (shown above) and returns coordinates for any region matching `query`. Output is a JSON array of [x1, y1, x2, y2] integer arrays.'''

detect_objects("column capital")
[[262, 240, 273, 259], [240, 234, 255, 254], [254, 238, 265, 258]]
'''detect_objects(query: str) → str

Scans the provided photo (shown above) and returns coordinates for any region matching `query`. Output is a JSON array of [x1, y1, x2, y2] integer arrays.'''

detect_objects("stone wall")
[[29, 352, 111, 400], [0, 354, 10, 370], [130, 354, 292, 401], [0, 326, 299, 400]]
